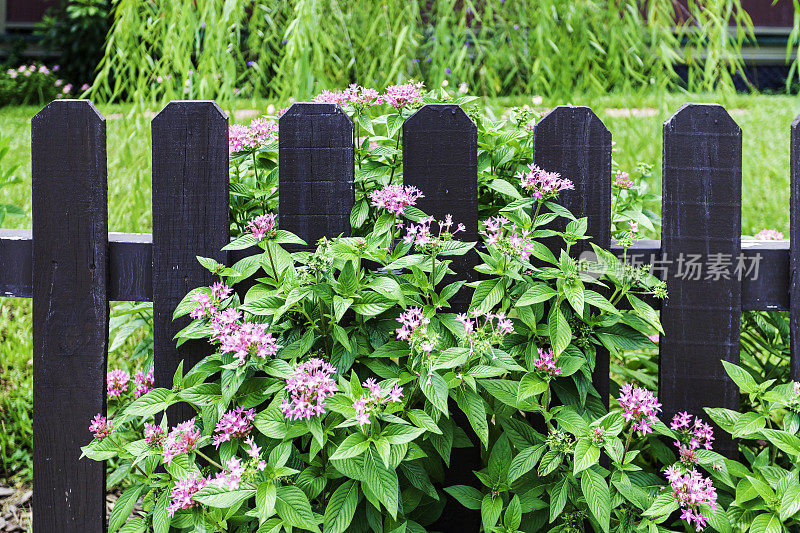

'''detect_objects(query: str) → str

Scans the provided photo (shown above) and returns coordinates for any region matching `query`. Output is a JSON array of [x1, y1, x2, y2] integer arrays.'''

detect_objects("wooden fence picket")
[[151, 101, 229, 422], [31, 99, 108, 532], [790, 115, 800, 381], [534, 106, 613, 404], [279, 103, 354, 244], [660, 103, 742, 457]]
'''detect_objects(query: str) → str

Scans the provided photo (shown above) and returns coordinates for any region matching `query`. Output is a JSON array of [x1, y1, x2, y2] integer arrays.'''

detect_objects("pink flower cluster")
[[89, 414, 112, 440], [481, 216, 534, 261], [670, 412, 714, 465], [280, 358, 338, 420], [214, 456, 246, 490], [755, 229, 784, 241], [618, 383, 662, 435], [516, 164, 574, 200], [247, 213, 277, 241], [190, 282, 233, 320], [403, 215, 465, 250], [396, 307, 439, 355], [313, 82, 423, 109], [533, 347, 562, 377], [613, 170, 634, 189], [228, 117, 278, 152], [163, 420, 201, 465], [456, 310, 513, 356], [353, 378, 403, 425], [213, 406, 255, 448], [133, 368, 154, 398], [664, 467, 718, 532], [144, 423, 164, 446], [107, 369, 130, 398], [369, 184, 424, 215], [217, 321, 278, 366], [167, 472, 208, 517]]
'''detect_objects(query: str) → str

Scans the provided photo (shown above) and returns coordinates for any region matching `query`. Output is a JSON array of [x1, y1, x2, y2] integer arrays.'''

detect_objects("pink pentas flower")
[[457, 310, 514, 356], [162, 420, 201, 465], [249, 118, 278, 143], [144, 423, 164, 446], [213, 407, 255, 448], [217, 321, 278, 366], [382, 81, 424, 108], [228, 124, 258, 152], [313, 90, 344, 105], [664, 467, 717, 532], [369, 184, 424, 215], [89, 414, 112, 440], [353, 379, 403, 425], [670, 412, 714, 458], [280, 358, 338, 420], [215, 456, 246, 490], [618, 383, 662, 436], [481, 216, 535, 262], [755, 229, 784, 241], [533, 347, 562, 377], [403, 215, 465, 251], [190, 293, 216, 320], [613, 170, 634, 189], [516, 164, 573, 200], [167, 473, 208, 517], [107, 369, 130, 398], [133, 368, 154, 398], [247, 213, 277, 241]]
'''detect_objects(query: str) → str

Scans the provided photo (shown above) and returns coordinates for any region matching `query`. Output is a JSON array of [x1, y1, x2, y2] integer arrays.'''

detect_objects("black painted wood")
[[31, 99, 107, 532], [279, 103, 353, 244], [534, 105, 613, 405], [402, 103, 480, 530], [152, 101, 228, 421], [791, 115, 800, 381], [660, 103, 742, 457]]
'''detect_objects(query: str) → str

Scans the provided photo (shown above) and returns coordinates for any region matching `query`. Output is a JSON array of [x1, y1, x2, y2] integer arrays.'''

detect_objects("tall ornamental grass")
[[92, 0, 756, 107]]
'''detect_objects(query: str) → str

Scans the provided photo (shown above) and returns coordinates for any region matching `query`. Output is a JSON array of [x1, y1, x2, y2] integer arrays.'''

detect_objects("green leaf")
[[420, 372, 449, 416], [573, 438, 600, 474], [780, 485, 800, 521], [273, 229, 306, 245], [470, 278, 504, 314], [153, 490, 170, 533], [644, 491, 680, 518], [257, 482, 277, 523], [488, 178, 522, 200], [444, 485, 483, 510], [481, 494, 503, 532], [454, 387, 489, 448], [517, 283, 557, 306], [324, 480, 359, 533], [749, 513, 783, 533], [192, 485, 256, 508], [363, 450, 400, 519], [760, 428, 800, 457], [508, 445, 546, 483], [504, 495, 522, 530], [580, 468, 610, 533], [124, 388, 173, 416], [275, 485, 320, 532], [108, 485, 145, 533], [732, 411, 766, 438], [382, 424, 426, 445], [548, 306, 571, 356], [722, 360, 758, 394], [330, 433, 370, 460]]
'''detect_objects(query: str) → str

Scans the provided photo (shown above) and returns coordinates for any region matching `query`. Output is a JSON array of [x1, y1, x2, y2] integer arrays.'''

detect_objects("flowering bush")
[[0, 63, 87, 106]]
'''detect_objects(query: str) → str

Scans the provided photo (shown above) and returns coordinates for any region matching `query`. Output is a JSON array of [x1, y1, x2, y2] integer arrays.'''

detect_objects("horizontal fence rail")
[[0, 98, 798, 530]]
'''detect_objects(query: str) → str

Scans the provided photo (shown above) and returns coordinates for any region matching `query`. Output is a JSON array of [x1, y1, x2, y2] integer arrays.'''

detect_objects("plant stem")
[[196, 449, 225, 470], [620, 427, 634, 465], [264, 242, 280, 284]]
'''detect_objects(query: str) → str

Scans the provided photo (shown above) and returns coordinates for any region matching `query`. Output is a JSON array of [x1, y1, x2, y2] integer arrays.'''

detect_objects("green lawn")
[[0, 91, 797, 483]]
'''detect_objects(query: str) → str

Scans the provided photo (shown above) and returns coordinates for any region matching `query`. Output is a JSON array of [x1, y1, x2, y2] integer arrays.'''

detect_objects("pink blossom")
[[613, 171, 633, 189], [229, 124, 258, 152], [89, 414, 112, 439], [381, 81, 424, 108], [516, 163, 573, 200], [247, 213, 277, 241], [144, 423, 164, 446], [163, 420, 201, 465], [249, 118, 278, 143], [313, 90, 344, 105], [665, 468, 717, 531], [480, 216, 535, 261], [134, 368, 154, 398], [215, 456, 246, 490], [755, 229, 784, 241], [618, 383, 662, 435], [402, 215, 464, 250], [533, 348, 562, 377], [213, 407, 255, 448], [217, 321, 278, 366], [107, 369, 130, 398], [369, 184, 424, 215], [244, 435, 261, 459], [670, 413, 714, 454], [167, 473, 208, 516], [280, 358, 338, 420], [628, 221, 639, 234]]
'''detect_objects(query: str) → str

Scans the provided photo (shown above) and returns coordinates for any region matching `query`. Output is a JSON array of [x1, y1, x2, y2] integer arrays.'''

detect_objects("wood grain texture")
[[279, 103, 353, 244], [152, 101, 228, 421], [31, 99, 107, 532], [791, 115, 800, 381], [534, 105, 612, 404], [661, 103, 741, 457]]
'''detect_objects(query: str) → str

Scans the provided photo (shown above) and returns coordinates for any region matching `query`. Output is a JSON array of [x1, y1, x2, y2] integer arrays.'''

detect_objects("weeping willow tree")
[[91, 0, 756, 107]]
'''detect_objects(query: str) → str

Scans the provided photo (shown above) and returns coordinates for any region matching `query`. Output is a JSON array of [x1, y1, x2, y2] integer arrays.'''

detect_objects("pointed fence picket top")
[[791, 115, 800, 381], [534, 105, 613, 404], [32, 99, 108, 532], [661, 103, 742, 457], [279, 103, 354, 244], [152, 101, 229, 421]]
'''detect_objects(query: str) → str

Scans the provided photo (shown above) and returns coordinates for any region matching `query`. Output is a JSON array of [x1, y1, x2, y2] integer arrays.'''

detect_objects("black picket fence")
[[0, 98, 797, 531]]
